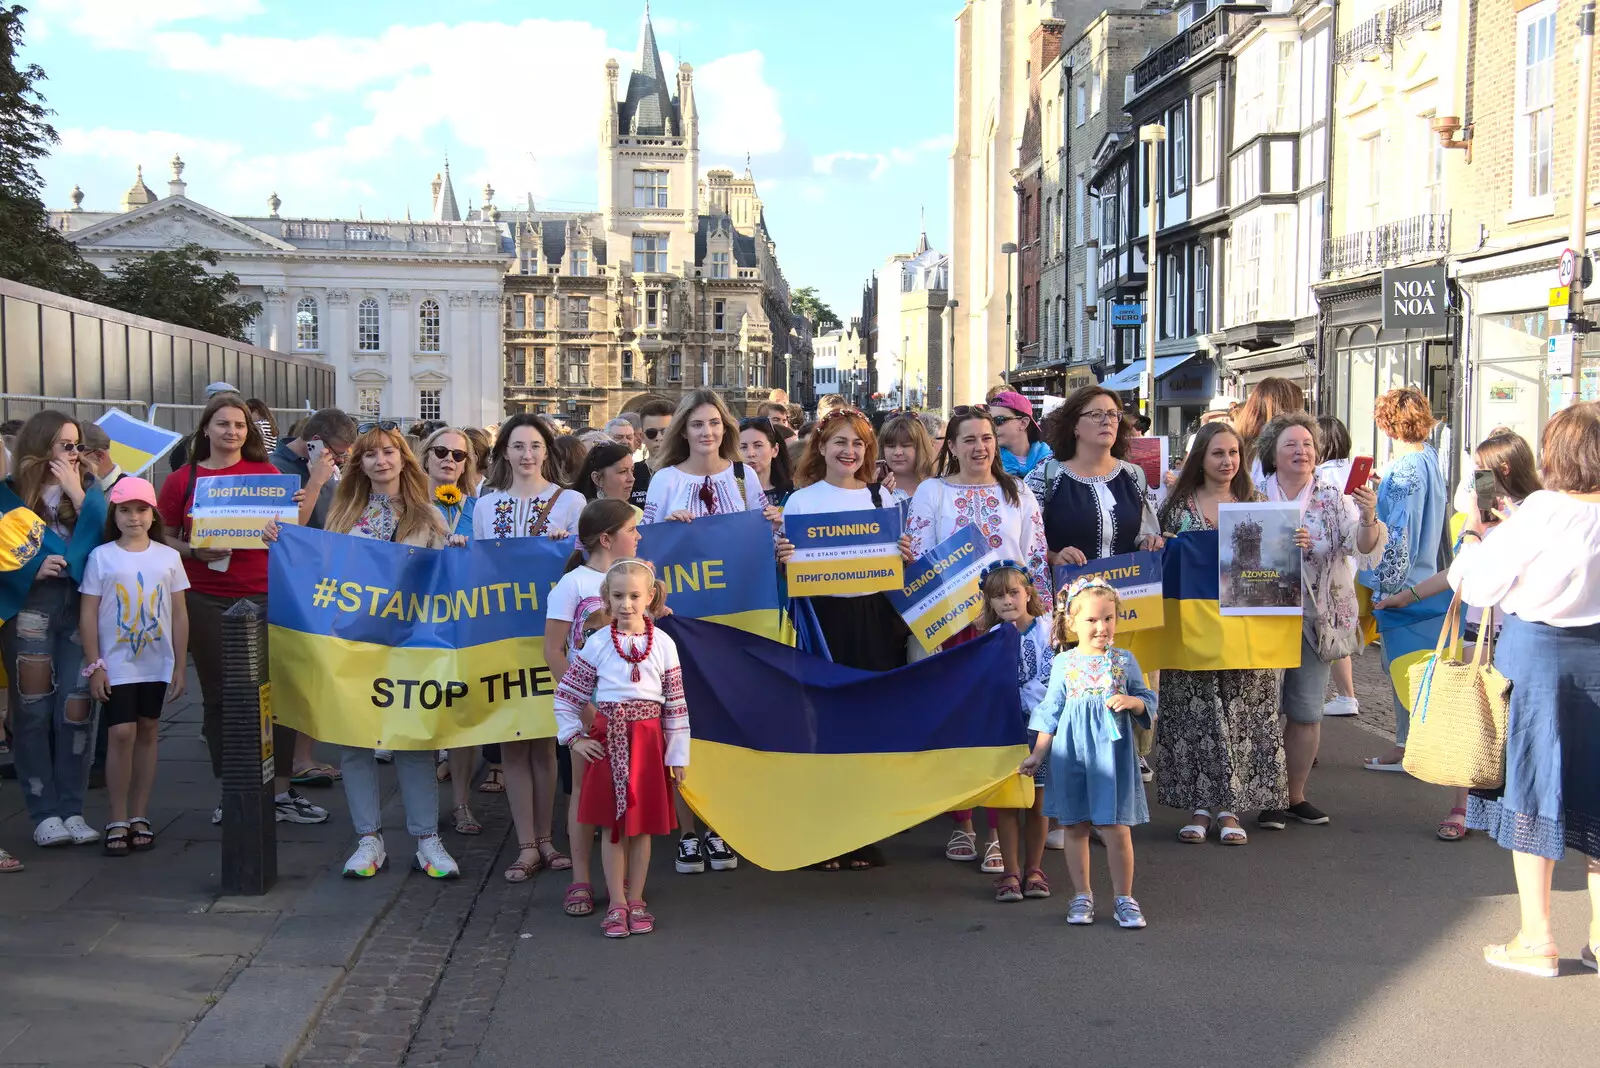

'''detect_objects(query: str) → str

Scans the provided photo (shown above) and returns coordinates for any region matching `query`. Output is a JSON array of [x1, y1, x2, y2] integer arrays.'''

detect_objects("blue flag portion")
[[660, 616, 1033, 870], [636, 509, 785, 640], [1373, 589, 1456, 712]]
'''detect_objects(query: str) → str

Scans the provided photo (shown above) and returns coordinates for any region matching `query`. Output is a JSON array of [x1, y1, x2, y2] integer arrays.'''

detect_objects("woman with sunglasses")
[[575, 442, 637, 503], [642, 390, 768, 877], [990, 391, 1052, 477], [738, 416, 795, 511], [0, 411, 110, 859]]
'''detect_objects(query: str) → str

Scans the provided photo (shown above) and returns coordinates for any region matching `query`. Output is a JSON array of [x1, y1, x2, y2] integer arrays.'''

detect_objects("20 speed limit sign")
[[1559, 248, 1579, 287]]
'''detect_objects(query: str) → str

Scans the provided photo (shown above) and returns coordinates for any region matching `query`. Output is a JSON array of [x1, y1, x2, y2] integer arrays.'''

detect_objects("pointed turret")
[[433, 159, 460, 222], [617, 3, 680, 138]]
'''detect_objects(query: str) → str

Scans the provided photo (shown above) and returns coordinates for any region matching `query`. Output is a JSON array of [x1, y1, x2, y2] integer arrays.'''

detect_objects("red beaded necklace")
[[610, 616, 654, 682]]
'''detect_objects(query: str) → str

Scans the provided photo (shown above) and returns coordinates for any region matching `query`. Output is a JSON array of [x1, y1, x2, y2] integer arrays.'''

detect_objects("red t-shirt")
[[156, 459, 279, 598]]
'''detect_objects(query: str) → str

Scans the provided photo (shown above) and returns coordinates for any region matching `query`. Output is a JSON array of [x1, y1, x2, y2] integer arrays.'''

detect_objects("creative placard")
[[884, 526, 995, 653], [189, 474, 301, 549], [1217, 501, 1303, 616], [1052, 549, 1164, 633], [782, 506, 904, 597]]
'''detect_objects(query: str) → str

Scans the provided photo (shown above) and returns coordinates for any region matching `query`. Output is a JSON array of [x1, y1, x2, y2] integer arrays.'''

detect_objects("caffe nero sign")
[[1381, 264, 1449, 330]]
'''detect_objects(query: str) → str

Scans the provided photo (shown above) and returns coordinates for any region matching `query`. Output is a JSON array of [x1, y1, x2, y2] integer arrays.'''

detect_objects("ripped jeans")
[[0, 578, 93, 824]]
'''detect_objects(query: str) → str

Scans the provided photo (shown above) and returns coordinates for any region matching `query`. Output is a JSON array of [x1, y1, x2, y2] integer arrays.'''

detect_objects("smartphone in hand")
[[1473, 469, 1499, 524], [1343, 456, 1374, 495]]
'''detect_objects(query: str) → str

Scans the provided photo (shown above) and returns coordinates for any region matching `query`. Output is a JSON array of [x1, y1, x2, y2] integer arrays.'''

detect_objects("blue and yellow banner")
[[1373, 589, 1454, 712], [191, 474, 300, 549], [662, 616, 1033, 870], [1122, 531, 1302, 671], [95, 409, 184, 476], [884, 526, 994, 652], [266, 509, 788, 749], [782, 507, 903, 596], [1054, 549, 1164, 634]]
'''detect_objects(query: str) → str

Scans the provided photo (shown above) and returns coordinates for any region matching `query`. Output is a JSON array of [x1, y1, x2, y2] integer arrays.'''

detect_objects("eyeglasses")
[[55, 442, 91, 453], [430, 446, 469, 463], [643, 427, 667, 440], [358, 420, 400, 433], [1078, 410, 1120, 425], [697, 476, 718, 516]]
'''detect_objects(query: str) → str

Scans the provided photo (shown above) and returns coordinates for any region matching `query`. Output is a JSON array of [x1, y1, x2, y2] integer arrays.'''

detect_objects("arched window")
[[295, 296, 319, 351], [418, 298, 441, 352], [357, 297, 381, 352]]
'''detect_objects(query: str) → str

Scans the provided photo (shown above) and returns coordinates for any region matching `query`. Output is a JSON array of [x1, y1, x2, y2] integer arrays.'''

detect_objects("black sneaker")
[[675, 833, 705, 873], [704, 832, 738, 871], [1287, 800, 1330, 825], [274, 789, 330, 825], [1257, 809, 1288, 830]]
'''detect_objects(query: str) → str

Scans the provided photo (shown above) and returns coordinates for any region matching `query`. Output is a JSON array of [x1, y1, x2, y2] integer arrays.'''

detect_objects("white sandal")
[[1217, 811, 1248, 846], [980, 839, 1004, 874], [1178, 809, 1211, 844], [944, 828, 978, 861]]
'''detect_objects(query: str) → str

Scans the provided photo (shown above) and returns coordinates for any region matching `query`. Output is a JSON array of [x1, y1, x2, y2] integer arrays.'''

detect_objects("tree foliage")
[[791, 285, 841, 330], [100, 244, 262, 341]]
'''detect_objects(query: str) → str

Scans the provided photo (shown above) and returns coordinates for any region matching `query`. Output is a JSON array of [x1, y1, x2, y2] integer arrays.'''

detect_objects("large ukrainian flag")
[[662, 616, 1033, 871], [1124, 530, 1302, 671]]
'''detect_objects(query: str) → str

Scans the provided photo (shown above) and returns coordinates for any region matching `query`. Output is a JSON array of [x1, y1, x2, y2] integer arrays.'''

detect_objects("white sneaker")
[[413, 834, 460, 879], [212, 805, 222, 825], [62, 815, 101, 844], [1045, 827, 1066, 850], [33, 816, 70, 847], [342, 834, 387, 878], [1323, 696, 1359, 717]]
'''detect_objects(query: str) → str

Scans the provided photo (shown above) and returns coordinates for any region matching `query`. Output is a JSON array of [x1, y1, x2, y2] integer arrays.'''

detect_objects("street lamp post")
[[1564, 1, 1596, 408], [1138, 123, 1167, 424], [944, 298, 958, 417], [1000, 242, 1018, 383]]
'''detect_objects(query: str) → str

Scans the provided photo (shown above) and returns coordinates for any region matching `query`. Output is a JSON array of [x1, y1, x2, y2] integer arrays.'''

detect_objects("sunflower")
[[434, 484, 464, 507]]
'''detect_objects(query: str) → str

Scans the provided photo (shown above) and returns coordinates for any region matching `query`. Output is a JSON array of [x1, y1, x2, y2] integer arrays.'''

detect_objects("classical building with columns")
[[51, 158, 510, 427]]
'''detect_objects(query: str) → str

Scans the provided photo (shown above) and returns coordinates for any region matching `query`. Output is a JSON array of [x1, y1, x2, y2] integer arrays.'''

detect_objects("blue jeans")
[[338, 747, 439, 839], [0, 579, 92, 824]]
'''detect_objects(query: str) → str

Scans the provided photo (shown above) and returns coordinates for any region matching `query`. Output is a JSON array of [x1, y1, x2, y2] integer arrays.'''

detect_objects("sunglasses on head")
[[358, 420, 400, 434], [739, 417, 773, 432], [429, 445, 469, 463], [951, 403, 990, 417]]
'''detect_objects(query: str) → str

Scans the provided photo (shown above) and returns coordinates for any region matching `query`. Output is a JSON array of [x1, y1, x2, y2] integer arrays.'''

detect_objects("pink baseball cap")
[[107, 477, 158, 508], [990, 391, 1034, 419]]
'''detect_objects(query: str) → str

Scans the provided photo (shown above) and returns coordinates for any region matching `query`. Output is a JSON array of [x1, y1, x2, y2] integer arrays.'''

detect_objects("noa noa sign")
[[1381, 265, 1449, 330]]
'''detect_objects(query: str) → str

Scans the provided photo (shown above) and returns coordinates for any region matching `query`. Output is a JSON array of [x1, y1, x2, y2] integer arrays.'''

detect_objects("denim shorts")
[[1280, 635, 1332, 725]]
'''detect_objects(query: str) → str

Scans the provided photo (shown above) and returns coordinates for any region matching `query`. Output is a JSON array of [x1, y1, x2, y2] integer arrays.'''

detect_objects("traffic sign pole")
[[1563, 2, 1596, 409]]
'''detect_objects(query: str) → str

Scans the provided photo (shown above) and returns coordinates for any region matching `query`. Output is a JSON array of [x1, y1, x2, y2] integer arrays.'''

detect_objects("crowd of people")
[[0, 380, 1594, 966]]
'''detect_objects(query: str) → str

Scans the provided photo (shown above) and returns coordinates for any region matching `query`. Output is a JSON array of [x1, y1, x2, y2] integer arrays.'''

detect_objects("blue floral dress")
[[1029, 647, 1156, 826]]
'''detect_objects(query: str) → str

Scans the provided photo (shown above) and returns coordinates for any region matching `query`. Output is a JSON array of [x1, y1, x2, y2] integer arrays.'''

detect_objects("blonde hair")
[[419, 426, 477, 495], [325, 428, 447, 547], [599, 557, 667, 616]]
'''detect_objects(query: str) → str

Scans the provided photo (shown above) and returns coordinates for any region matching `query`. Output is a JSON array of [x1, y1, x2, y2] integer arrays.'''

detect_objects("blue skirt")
[[1466, 615, 1600, 861]]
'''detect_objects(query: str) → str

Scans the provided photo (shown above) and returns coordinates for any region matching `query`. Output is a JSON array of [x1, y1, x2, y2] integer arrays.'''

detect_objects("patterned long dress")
[[1154, 492, 1288, 814]]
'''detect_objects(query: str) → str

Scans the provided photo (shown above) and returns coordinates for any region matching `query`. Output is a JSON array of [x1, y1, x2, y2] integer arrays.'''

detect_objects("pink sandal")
[[1437, 807, 1471, 842], [601, 906, 630, 938], [1023, 867, 1051, 898], [563, 883, 595, 917], [626, 900, 655, 934]]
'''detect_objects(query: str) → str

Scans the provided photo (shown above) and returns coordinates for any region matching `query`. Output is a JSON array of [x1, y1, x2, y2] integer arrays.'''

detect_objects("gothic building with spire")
[[493, 4, 805, 426]]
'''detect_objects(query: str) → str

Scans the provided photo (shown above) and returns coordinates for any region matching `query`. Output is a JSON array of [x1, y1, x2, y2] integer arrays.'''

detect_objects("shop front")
[[1101, 353, 1215, 436]]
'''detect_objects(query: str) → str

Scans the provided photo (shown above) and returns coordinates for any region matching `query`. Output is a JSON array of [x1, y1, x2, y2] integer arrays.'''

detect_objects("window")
[[622, 349, 635, 381], [571, 247, 589, 277], [633, 232, 667, 273], [1418, 112, 1445, 216], [1197, 91, 1217, 182], [1075, 84, 1086, 126], [1123, 72, 1135, 104], [711, 250, 729, 279], [1163, 253, 1179, 338], [533, 348, 546, 386], [713, 298, 726, 331], [1101, 194, 1118, 246], [1515, 2, 1556, 209], [418, 298, 441, 352], [1357, 134, 1381, 230], [633, 170, 669, 208], [1193, 246, 1208, 335], [242, 316, 258, 346], [510, 297, 525, 331], [358, 299, 382, 349], [510, 348, 526, 385], [533, 296, 545, 330], [520, 249, 538, 275], [1273, 41, 1295, 131], [1239, 47, 1266, 142], [1090, 70, 1102, 115], [1074, 177, 1086, 242], [1169, 102, 1187, 191], [645, 290, 660, 328], [712, 349, 726, 387], [564, 347, 589, 386], [668, 349, 681, 381], [418, 389, 441, 422], [564, 297, 590, 331], [295, 296, 319, 351], [357, 388, 382, 421]]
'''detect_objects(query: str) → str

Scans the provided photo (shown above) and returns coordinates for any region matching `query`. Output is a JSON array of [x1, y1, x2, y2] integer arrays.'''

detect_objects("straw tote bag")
[[1401, 592, 1510, 789]]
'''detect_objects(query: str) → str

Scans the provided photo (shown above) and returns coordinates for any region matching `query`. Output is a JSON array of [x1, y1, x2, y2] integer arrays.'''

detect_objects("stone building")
[[52, 158, 511, 428], [496, 7, 802, 426], [1013, 19, 1065, 383], [858, 229, 950, 410]]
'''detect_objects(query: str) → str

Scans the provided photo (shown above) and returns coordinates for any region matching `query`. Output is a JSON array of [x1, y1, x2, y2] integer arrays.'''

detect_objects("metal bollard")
[[220, 598, 277, 895]]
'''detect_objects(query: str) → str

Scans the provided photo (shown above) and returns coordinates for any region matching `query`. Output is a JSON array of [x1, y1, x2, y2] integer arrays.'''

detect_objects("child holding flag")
[[1021, 577, 1157, 928]]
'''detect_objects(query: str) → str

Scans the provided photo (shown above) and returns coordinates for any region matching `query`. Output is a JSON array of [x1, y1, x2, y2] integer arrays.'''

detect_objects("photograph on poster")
[[1217, 501, 1303, 616]]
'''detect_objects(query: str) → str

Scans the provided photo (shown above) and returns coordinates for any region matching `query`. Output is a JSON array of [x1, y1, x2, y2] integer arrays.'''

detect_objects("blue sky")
[[24, 0, 955, 323]]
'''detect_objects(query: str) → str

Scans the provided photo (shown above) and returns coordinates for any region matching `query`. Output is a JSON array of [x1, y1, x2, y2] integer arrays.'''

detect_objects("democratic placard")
[[189, 474, 301, 549], [1052, 549, 1164, 633], [782, 507, 904, 597], [884, 526, 994, 653]]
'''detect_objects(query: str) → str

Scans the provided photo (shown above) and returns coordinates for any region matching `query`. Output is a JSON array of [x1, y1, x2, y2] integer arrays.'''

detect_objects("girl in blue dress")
[[1021, 576, 1157, 929]]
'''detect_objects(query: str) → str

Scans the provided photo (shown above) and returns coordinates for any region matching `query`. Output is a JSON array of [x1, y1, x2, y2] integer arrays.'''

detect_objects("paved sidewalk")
[[0, 669, 466, 1068]]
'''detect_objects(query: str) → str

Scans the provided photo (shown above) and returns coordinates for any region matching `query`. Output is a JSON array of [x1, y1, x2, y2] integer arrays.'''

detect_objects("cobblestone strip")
[[292, 804, 518, 1068]]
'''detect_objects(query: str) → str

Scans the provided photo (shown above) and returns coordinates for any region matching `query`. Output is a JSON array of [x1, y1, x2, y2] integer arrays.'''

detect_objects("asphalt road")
[[455, 711, 1598, 1068]]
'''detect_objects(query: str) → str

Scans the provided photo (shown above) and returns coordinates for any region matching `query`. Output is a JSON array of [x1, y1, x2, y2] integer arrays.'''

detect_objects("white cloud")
[[31, 0, 262, 45], [695, 51, 784, 157]]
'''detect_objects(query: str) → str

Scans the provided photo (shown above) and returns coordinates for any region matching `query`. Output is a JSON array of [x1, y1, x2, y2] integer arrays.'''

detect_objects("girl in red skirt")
[[554, 559, 688, 938]]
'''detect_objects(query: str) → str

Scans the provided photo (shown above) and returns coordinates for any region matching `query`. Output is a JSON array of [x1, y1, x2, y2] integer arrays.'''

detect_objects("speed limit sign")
[[1559, 248, 1579, 287]]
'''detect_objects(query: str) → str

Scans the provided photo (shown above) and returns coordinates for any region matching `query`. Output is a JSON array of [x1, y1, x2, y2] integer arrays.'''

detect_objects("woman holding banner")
[[1153, 423, 1287, 845], [906, 405, 1051, 868], [643, 390, 768, 877], [157, 394, 328, 829], [472, 413, 586, 883]]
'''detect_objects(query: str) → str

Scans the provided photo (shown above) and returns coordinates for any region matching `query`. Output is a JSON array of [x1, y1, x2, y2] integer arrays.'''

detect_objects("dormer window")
[[711, 251, 729, 279], [571, 247, 590, 276]]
